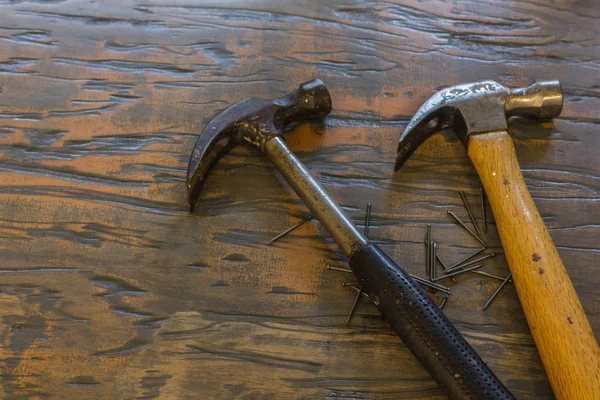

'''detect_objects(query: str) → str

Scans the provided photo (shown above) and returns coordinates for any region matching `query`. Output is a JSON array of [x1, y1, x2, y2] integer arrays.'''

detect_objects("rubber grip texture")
[[349, 244, 515, 400]]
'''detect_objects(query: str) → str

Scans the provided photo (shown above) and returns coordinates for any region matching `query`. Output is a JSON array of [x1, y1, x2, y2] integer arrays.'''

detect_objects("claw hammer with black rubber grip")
[[186, 79, 516, 400], [394, 80, 600, 400]]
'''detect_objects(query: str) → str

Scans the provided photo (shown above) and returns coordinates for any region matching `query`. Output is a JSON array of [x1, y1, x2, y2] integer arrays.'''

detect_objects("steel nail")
[[327, 265, 353, 273], [439, 296, 448, 310], [440, 253, 504, 281], [470, 270, 508, 281], [447, 211, 486, 246], [460, 191, 482, 237], [268, 215, 313, 244], [432, 263, 484, 281], [447, 247, 487, 270], [410, 275, 451, 295], [480, 188, 487, 233], [483, 273, 512, 310], [346, 286, 363, 324], [431, 241, 437, 282], [342, 281, 360, 287], [445, 253, 496, 274], [436, 254, 457, 283], [364, 203, 372, 238], [349, 285, 371, 300]]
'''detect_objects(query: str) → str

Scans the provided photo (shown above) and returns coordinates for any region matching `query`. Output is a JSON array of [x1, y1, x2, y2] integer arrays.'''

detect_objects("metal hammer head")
[[187, 79, 332, 209], [394, 80, 563, 171]]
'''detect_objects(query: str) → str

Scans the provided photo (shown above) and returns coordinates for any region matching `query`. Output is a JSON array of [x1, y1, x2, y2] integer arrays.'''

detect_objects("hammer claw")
[[186, 79, 331, 209], [394, 80, 562, 171]]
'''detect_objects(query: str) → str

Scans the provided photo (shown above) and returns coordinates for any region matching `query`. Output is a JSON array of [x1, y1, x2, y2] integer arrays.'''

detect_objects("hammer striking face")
[[187, 79, 332, 209]]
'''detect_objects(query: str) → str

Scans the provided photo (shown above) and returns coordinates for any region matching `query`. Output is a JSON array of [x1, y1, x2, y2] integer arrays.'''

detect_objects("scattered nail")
[[440, 252, 503, 281], [460, 191, 482, 237], [349, 285, 371, 300], [346, 286, 363, 324], [483, 273, 512, 310], [465, 269, 507, 281], [433, 263, 484, 281], [446, 253, 496, 272], [445, 253, 496, 274], [342, 281, 360, 287], [447, 247, 486, 270], [411, 275, 451, 295], [268, 215, 313, 244], [431, 241, 437, 282], [327, 265, 353, 273], [436, 254, 457, 283], [447, 211, 486, 247], [439, 296, 449, 310]]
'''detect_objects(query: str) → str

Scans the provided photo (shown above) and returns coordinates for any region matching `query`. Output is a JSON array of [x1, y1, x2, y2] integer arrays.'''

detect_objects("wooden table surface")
[[0, 1, 598, 399]]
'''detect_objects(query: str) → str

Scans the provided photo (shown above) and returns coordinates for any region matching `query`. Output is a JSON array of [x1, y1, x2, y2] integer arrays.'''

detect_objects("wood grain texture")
[[468, 130, 600, 400], [0, 0, 598, 399]]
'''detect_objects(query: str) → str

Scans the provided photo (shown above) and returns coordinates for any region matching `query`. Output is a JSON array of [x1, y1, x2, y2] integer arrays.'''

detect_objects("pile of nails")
[[267, 191, 512, 325], [425, 189, 511, 311]]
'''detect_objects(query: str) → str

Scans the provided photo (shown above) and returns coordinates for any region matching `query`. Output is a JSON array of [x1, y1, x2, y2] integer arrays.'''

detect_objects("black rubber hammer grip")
[[349, 244, 515, 400]]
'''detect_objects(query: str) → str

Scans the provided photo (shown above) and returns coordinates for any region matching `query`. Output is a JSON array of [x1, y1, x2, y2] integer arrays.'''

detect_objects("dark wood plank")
[[0, 0, 597, 398]]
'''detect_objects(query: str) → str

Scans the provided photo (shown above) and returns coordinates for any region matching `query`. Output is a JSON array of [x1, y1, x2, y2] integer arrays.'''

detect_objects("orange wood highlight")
[[468, 130, 600, 400]]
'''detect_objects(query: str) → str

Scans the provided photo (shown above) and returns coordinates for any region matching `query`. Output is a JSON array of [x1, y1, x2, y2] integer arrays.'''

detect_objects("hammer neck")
[[264, 136, 368, 257]]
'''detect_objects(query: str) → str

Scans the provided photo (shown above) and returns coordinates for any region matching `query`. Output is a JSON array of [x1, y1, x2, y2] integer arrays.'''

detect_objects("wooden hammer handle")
[[468, 130, 600, 400]]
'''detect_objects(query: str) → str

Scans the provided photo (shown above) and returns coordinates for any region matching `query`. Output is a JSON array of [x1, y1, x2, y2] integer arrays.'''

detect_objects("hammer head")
[[394, 80, 563, 171], [187, 79, 332, 209]]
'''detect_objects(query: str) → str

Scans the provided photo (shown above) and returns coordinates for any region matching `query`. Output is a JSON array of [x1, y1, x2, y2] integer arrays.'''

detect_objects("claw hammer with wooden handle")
[[394, 80, 600, 399]]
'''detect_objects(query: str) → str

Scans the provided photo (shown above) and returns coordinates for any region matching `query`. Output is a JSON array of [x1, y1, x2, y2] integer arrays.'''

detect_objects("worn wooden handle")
[[468, 130, 600, 400]]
